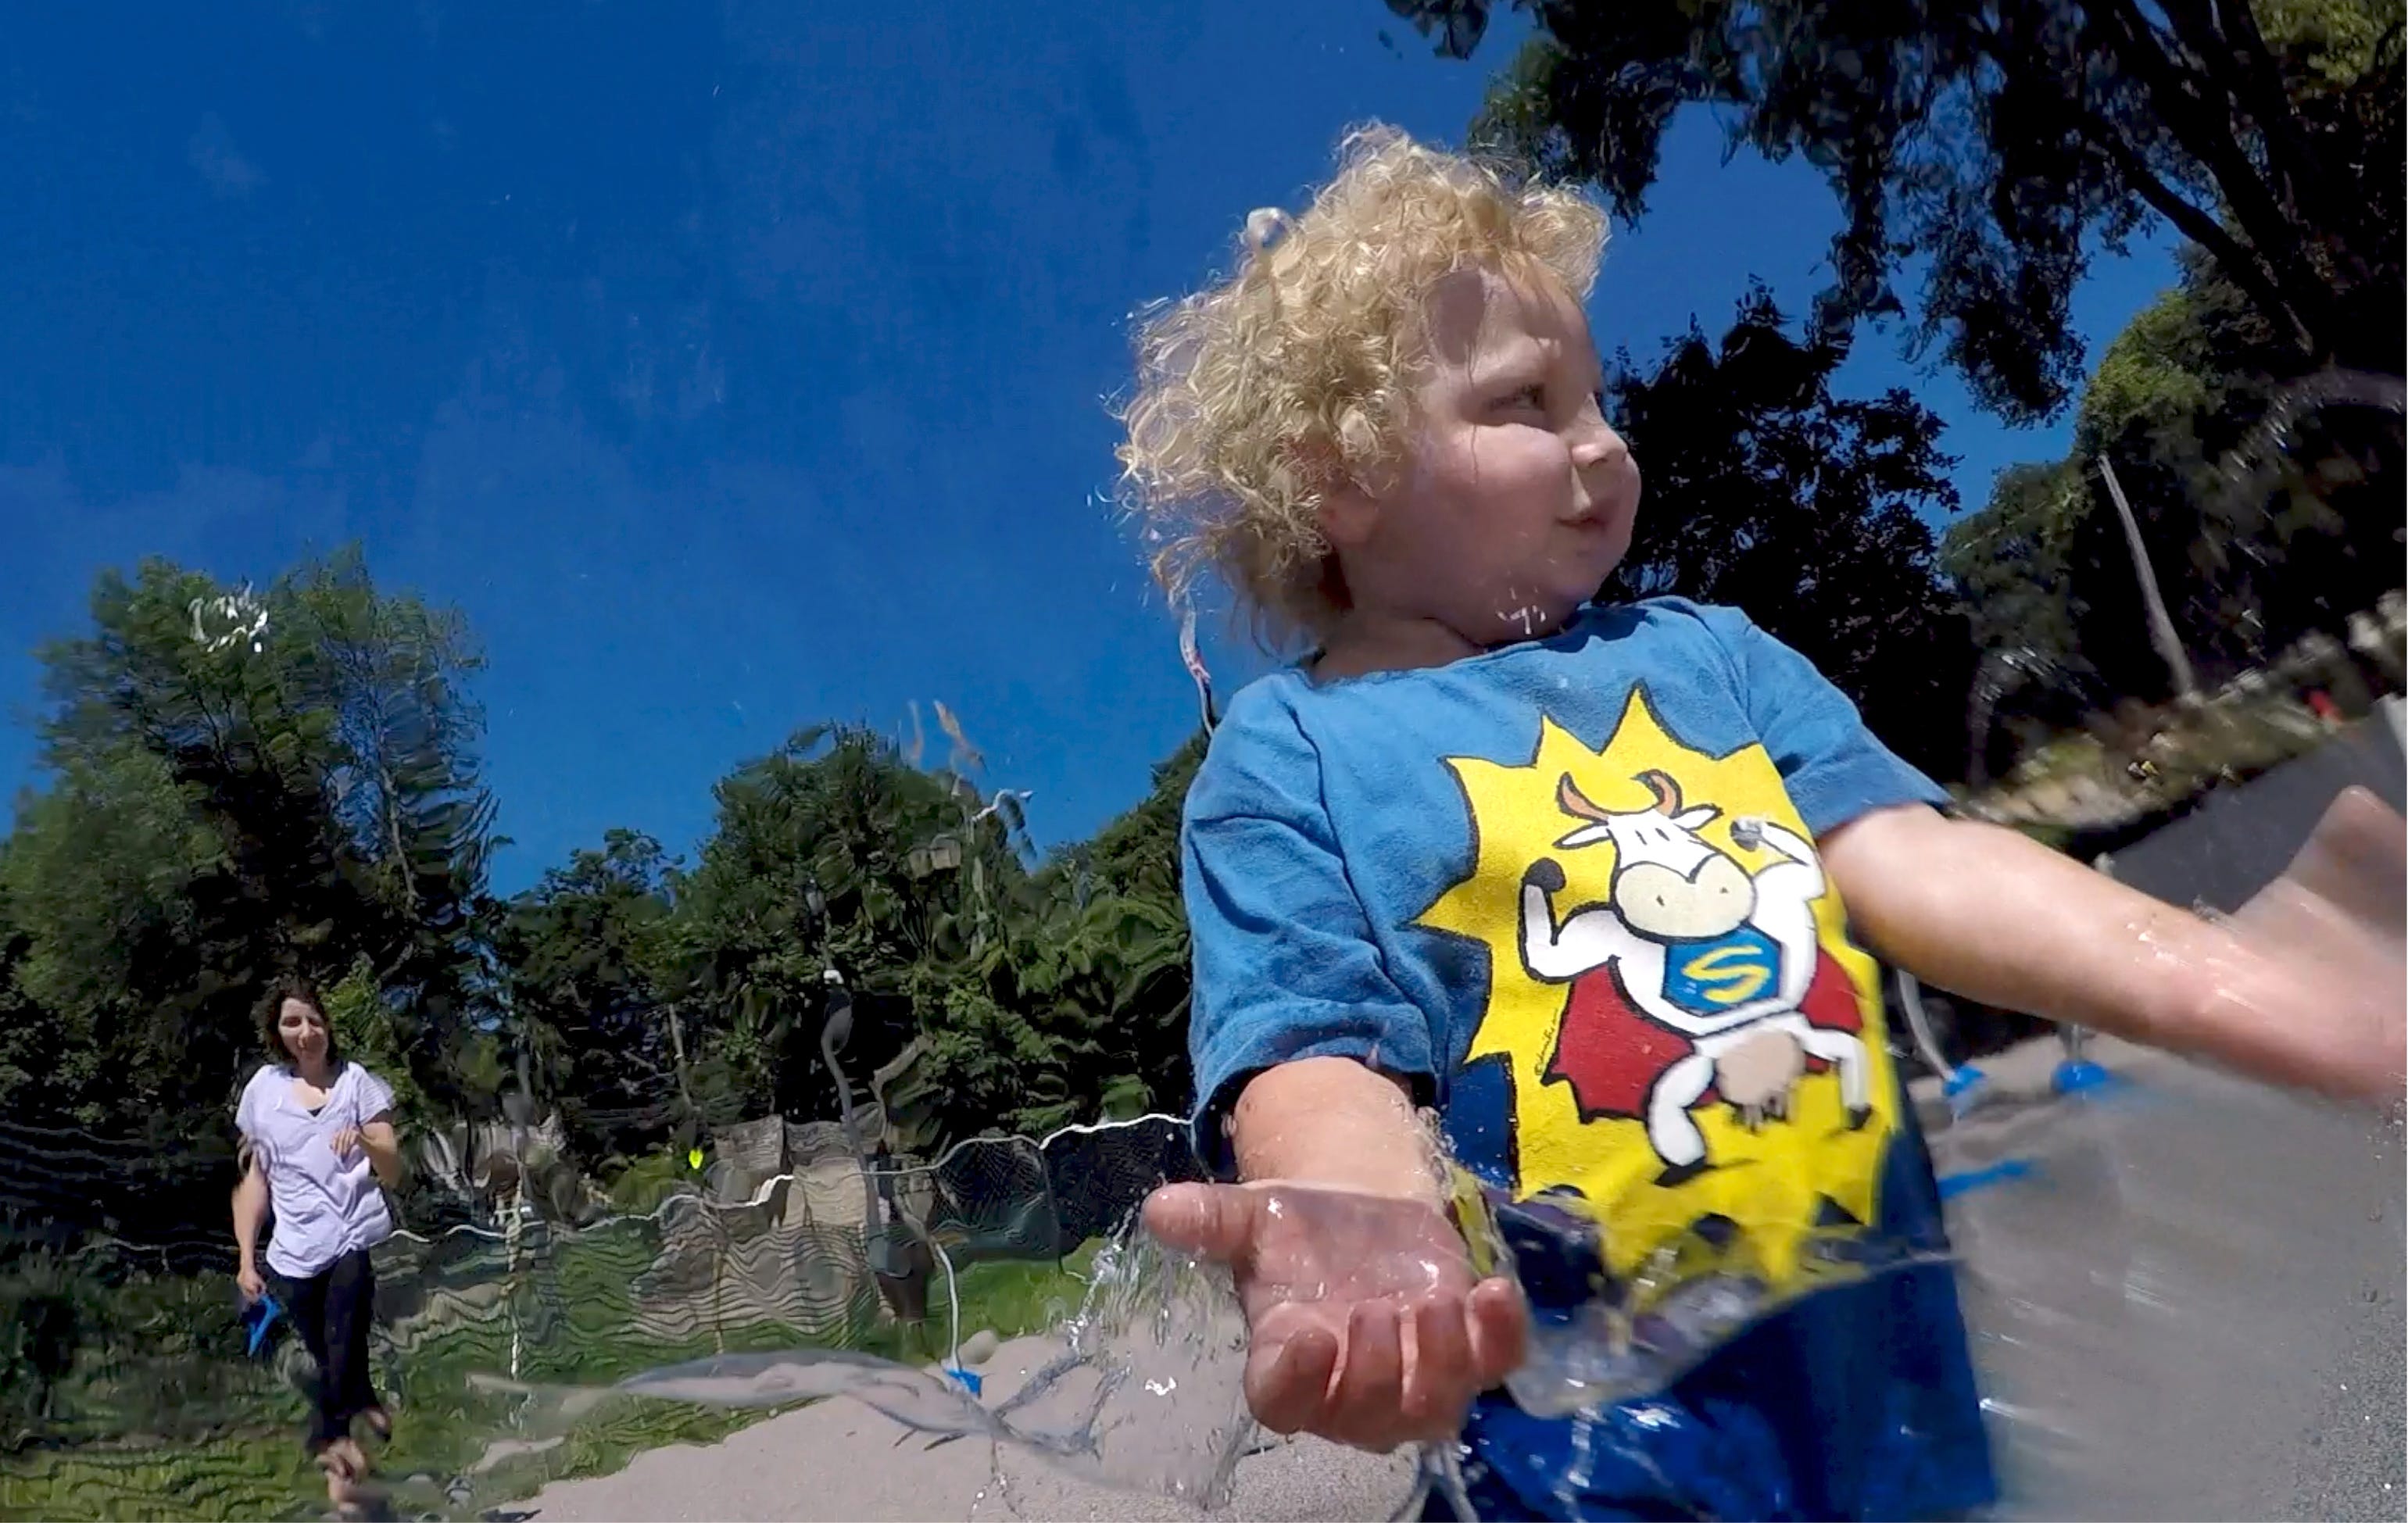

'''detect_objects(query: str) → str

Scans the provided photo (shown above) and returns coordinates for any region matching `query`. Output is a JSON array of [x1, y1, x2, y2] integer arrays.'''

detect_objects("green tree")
[[1394, 0, 2405, 420], [289, 556, 499, 1014], [1944, 243, 2402, 743], [670, 725, 1023, 1124], [494, 830, 685, 1167], [0, 883, 42, 1121], [2, 746, 231, 1128], [1944, 462, 2090, 670], [1041, 734, 1203, 909], [323, 956, 431, 1127], [977, 735, 1204, 1132], [928, 873, 1193, 1135], [2, 552, 499, 1141], [663, 722, 1206, 1145], [1602, 288, 1978, 781]]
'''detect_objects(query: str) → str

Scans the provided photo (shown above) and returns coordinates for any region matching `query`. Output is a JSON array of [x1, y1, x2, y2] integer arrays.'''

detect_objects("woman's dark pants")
[[274, 1248, 380, 1453]]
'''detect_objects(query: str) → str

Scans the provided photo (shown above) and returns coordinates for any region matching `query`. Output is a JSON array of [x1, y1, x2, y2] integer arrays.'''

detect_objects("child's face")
[[1323, 265, 1640, 646]]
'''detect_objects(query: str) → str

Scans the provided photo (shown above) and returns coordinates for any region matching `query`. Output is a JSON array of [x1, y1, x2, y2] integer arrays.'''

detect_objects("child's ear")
[[1293, 433, 1379, 549], [1316, 481, 1379, 550]]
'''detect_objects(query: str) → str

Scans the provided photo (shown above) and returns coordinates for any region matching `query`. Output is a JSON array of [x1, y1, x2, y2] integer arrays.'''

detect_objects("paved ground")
[[517, 1035, 2402, 1521], [1927, 1034, 2404, 1522], [515, 1341, 1419, 1522]]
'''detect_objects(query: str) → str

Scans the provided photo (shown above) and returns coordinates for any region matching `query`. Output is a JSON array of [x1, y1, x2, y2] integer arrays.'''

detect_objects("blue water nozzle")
[[2051, 1059, 2117, 1096], [240, 1291, 283, 1359], [1941, 1064, 1991, 1114]]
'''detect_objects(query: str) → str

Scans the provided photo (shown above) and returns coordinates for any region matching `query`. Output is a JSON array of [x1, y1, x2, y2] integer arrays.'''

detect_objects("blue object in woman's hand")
[[241, 1290, 283, 1358]]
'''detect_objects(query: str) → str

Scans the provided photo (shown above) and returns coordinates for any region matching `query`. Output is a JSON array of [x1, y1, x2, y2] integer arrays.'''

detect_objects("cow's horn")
[[1556, 774, 1612, 822], [1634, 769, 1682, 813]]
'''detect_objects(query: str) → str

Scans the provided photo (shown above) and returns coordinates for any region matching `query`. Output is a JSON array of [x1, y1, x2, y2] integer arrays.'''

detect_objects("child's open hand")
[[1144, 1180, 1526, 1453], [2209, 785, 2406, 1105]]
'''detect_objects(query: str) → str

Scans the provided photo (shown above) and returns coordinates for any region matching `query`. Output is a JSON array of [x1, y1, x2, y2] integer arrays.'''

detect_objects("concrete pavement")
[[1927, 1034, 2404, 1522], [516, 1341, 1418, 1521]]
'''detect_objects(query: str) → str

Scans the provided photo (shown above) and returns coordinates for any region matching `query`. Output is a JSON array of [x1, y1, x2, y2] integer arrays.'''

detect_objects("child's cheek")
[[1407, 424, 1479, 499]]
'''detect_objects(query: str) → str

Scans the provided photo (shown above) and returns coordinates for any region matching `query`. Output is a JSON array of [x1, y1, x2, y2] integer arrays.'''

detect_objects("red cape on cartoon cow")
[[1544, 949, 1865, 1122]]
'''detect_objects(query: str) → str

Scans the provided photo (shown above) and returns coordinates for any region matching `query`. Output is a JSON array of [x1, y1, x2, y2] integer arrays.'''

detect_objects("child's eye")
[[1497, 383, 1547, 413]]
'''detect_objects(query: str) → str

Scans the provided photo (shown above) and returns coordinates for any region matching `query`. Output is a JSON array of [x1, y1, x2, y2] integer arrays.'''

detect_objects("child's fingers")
[[1245, 1317, 1340, 1435], [1465, 1276, 1529, 1387], [1142, 1182, 1258, 1266], [1400, 1293, 1474, 1435], [2270, 785, 2405, 931], [1326, 1300, 1406, 1447]]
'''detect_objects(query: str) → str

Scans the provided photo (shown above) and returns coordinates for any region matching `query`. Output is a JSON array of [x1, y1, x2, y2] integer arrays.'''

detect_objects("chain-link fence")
[[0, 1108, 1205, 1517]]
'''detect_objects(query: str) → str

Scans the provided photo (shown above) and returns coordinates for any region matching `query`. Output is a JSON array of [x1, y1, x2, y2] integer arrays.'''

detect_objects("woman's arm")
[[359, 1116, 402, 1189], [232, 1152, 269, 1295], [1821, 801, 2403, 1104], [332, 1111, 404, 1189]]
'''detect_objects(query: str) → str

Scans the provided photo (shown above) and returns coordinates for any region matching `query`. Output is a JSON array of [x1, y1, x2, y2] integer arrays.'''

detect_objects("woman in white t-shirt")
[[231, 975, 403, 1510]]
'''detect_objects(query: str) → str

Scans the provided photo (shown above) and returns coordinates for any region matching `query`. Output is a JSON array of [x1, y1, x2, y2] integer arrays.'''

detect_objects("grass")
[[921, 1240, 1100, 1358], [2, 1431, 305, 1521], [0, 1239, 1099, 1521]]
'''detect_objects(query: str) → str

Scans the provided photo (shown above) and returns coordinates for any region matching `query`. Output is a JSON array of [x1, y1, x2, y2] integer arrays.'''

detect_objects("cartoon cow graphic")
[[1519, 769, 1872, 1185]]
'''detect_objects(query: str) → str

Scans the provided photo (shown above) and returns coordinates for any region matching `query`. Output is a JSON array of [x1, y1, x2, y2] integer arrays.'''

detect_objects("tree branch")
[[2086, 116, 2315, 359], [2167, 0, 2362, 266], [2092, 0, 2345, 345]]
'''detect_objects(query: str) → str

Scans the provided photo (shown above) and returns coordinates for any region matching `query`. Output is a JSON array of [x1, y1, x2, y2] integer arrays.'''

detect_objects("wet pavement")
[[516, 1336, 1420, 1521], [1930, 1035, 2405, 1521]]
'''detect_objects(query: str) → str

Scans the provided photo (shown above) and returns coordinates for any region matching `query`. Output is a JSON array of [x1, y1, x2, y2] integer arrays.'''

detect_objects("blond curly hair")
[[1116, 124, 1608, 643]]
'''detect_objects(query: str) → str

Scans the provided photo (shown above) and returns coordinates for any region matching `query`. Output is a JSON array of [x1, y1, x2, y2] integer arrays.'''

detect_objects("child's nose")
[[1569, 423, 1631, 472], [1569, 418, 1627, 467]]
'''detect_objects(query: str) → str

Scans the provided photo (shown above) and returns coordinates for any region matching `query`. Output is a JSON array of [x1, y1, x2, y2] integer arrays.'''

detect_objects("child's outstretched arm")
[[1145, 1056, 1527, 1452], [1821, 789, 2405, 1105]]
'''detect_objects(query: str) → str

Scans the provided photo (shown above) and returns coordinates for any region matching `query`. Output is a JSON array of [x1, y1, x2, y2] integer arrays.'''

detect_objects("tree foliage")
[[1945, 243, 2403, 753], [1603, 287, 1977, 780], [1394, 0, 2405, 421], [0, 552, 1211, 1253], [485, 720, 1200, 1160], [492, 830, 683, 1167], [2, 552, 497, 1138]]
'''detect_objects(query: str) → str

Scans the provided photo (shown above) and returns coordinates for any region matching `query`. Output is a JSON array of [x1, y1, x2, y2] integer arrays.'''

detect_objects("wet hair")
[[256, 974, 339, 1068], [1116, 123, 1607, 644]]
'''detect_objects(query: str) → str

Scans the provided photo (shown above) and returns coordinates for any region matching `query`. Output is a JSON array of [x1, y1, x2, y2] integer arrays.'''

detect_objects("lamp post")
[[816, 967, 886, 1262], [802, 885, 882, 1243], [818, 968, 932, 1324], [803, 885, 933, 1332]]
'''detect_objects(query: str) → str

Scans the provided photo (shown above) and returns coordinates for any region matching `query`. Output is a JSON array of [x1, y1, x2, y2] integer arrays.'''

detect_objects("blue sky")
[[0, 2, 2174, 895]]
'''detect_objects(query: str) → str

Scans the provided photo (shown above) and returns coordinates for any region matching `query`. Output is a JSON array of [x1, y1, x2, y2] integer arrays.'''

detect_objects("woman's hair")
[[256, 973, 338, 1067], [1116, 123, 1608, 644]]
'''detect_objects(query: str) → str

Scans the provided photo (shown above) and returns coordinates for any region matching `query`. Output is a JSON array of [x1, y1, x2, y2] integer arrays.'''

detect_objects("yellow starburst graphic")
[[1419, 688, 1898, 1285]]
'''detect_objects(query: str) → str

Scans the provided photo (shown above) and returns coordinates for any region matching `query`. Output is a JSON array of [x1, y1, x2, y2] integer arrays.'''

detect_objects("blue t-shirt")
[[1181, 599, 1995, 1521]]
